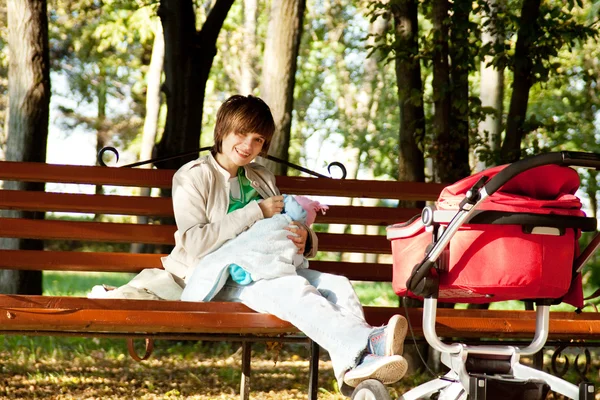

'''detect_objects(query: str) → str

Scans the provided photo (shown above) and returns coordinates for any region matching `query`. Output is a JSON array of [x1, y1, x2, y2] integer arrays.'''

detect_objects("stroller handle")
[[484, 151, 600, 197]]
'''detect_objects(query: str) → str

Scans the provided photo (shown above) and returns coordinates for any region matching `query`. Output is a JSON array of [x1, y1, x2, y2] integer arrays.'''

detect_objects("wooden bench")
[[0, 160, 599, 398]]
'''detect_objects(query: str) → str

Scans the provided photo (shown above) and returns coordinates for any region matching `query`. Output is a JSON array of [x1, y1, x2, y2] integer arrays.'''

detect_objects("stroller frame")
[[398, 299, 594, 399], [392, 152, 598, 400]]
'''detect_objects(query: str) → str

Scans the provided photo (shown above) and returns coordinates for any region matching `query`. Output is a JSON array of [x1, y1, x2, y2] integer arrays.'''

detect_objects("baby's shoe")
[[343, 354, 408, 387], [367, 314, 408, 356]]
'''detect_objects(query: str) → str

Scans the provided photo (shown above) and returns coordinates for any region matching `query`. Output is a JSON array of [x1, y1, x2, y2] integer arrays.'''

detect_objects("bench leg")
[[240, 341, 252, 400], [308, 339, 320, 400]]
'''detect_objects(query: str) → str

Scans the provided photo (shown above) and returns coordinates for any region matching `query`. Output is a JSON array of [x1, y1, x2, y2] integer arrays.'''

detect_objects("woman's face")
[[216, 131, 266, 176]]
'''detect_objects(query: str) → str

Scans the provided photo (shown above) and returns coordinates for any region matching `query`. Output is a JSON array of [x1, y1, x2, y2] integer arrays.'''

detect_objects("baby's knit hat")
[[291, 195, 329, 225]]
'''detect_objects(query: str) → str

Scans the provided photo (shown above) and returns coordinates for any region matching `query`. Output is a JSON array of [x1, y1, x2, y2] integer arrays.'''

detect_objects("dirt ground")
[[0, 340, 425, 400], [1, 339, 597, 399]]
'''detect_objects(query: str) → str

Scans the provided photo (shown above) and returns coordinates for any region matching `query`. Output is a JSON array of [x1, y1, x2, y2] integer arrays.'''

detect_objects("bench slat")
[[0, 161, 175, 188], [0, 250, 164, 272], [0, 161, 443, 201], [0, 296, 296, 334], [318, 233, 390, 253], [0, 190, 419, 225], [0, 218, 392, 253], [0, 190, 174, 217], [0, 295, 598, 340], [0, 250, 393, 281], [364, 307, 600, 340], [0, 217, 175, 245], [276, 176, 443, 201]]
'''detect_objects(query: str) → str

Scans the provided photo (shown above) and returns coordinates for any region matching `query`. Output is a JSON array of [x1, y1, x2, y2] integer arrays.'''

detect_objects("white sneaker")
[[343, 354, 408, 387], [367, 314, 408, 356]]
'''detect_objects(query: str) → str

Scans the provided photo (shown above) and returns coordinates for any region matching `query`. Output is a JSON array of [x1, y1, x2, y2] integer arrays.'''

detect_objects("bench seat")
[[0, 295, 598, 341]]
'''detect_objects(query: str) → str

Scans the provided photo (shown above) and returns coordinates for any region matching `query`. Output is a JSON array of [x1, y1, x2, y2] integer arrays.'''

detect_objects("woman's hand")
[[285, 221, 308, 254], [259, 195, 284, 218]]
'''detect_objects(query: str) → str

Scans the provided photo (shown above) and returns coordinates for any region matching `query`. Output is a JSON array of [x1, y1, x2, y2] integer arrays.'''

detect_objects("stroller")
[[355, 152, 599, 400]]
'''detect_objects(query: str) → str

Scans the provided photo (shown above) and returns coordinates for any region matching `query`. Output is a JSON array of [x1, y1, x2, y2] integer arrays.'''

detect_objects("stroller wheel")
[[351, 379, 392, 400]]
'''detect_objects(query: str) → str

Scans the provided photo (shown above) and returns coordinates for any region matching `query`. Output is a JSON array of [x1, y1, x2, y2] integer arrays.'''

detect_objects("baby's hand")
[[259, 195, 284, 218]]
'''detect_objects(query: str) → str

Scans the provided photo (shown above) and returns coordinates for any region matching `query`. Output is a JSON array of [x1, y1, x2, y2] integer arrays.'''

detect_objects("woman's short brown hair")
[[213, 95, 276, 156]]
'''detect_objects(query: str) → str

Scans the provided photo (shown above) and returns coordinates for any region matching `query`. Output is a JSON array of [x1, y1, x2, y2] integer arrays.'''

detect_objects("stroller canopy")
[[437, 164, 584, 215]]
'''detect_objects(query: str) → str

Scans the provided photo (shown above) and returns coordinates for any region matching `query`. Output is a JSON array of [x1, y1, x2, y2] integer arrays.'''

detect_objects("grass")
[[43, 271, 135, 296], [0, 272, 598, 399]]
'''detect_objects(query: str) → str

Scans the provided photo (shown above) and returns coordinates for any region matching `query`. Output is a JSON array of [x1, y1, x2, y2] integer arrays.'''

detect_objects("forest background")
[[1, 0, 600, 398], [2, 0, 600, 310]]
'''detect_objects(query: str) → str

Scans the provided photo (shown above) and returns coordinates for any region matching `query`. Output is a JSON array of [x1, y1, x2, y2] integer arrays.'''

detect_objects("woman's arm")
[[172, 173, 264, 260]]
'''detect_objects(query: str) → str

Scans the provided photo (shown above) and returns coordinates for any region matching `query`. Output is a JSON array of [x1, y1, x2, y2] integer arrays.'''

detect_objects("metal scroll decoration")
[[97, 146, 347, 179], [551, 345, 592, 382]]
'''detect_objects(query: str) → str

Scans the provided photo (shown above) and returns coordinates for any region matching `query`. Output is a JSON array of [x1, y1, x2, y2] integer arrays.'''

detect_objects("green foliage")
[[48, 0, 156, 151], [524, 2, 597, 86], [353, 281, 399, 306], [578, 232, 600, 303], [292, 1, 402, 179]]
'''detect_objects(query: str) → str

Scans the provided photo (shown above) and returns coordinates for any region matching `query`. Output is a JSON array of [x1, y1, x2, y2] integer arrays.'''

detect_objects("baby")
[[229, 195, 328, 283], [181, 195, 328, 302]]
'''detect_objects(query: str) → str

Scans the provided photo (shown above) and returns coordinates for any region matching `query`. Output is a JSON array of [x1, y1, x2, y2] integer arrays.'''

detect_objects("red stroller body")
[[389, 163, 590, 305], [369, 152, 599, 400]]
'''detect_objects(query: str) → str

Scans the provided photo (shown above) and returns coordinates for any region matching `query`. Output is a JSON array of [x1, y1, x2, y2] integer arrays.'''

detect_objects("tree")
[[259, 0, 306, 175], [49, 0, 149, 165], [138, 19, 165, 167], [448, 0, 472, 179], [131, 17, 165, 254], [499, 0, 595, 163], [501, 0, 542, 163], [156, 0, 235, 170], [430, 0, 450, 182], [391, 0, 425, 199], [1, 0, 51, 294], [240, 0, 258, 95], [0, 0, 8, 159], [476, 0, 505, 171], [429, 0, 471, 183]]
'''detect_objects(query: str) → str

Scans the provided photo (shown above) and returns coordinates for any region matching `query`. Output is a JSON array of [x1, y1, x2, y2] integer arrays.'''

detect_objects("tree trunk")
[[391, 0, 426, 206], [448, 0, 471, 181], [259, 0, 307, 176], [1, 0, 50, 294], [94, 72, 108, 220], [140, 20, 165, 167], [391, 0, 428, 374], [477, 0, 505, 171], [239, 0, 258, 95], [156, 0, 234, 171], [501, 0, 541, 163], [1, 102, 7, 163], [131, 19, 165, 254], [346, 12, 390, 264], [431, 0, 453, 183]]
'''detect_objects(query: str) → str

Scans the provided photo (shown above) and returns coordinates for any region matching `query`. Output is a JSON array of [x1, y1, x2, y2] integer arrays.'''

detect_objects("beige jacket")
[[161, 153, 318, 281]]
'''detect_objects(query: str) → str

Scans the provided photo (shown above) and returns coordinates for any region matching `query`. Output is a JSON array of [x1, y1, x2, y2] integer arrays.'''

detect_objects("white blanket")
[[181, 214, 306, 302]]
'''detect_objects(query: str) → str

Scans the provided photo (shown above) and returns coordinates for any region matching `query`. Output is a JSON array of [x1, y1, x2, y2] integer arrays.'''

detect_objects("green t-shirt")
[[228, 167, 262, 213]]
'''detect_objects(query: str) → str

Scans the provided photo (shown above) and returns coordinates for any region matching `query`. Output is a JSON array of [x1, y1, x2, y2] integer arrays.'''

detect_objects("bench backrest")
[[0, 161, 443, 287], [2, 161, 600, 342]]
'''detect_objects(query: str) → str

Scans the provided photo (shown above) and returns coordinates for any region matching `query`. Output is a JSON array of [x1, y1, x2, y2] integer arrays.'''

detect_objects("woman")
[[162, 94, 409, 392]]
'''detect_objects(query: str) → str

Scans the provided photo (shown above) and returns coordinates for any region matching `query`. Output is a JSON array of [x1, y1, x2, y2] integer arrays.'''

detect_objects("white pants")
[[212, 268, 374, 388]]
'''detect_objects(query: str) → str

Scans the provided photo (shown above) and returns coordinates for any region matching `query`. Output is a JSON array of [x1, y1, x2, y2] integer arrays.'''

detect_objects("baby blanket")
[[181, 213, 304, 302]]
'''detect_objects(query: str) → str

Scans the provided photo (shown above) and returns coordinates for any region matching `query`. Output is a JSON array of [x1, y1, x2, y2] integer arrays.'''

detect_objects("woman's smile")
[[216, 131, 266, 176]]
